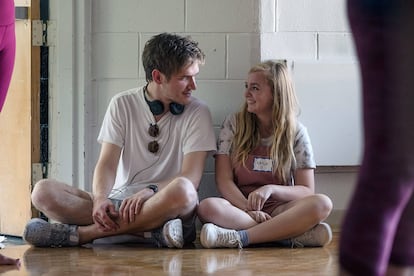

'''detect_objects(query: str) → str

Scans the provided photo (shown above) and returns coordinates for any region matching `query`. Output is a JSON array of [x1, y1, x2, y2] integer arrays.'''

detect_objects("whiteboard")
[[292, 61, 363, 166]]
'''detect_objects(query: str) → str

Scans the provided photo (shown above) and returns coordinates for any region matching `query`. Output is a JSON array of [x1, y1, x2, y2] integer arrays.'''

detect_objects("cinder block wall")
[[84, 0, 359, 230]]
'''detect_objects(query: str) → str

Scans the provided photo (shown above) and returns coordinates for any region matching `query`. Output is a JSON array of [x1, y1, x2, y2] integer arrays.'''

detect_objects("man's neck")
[[145, 83, 158, 100]]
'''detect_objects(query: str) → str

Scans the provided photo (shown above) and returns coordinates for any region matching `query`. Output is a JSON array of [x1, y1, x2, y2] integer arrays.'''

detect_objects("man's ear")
[[152, 69, 164, 84]]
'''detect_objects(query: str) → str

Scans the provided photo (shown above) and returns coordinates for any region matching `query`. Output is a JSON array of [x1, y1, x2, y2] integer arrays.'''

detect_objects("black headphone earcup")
[[147, 100, 164, 115], [145, 93, 184, 115], [169, 102, 185, 115]]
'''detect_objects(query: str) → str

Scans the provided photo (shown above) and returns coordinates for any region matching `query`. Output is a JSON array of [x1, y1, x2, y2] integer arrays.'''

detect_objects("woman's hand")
[[92, 197, 119, 232], [247, 185, 272, 211], [119, 188, 154, 223], [246, 210, 271, 223]]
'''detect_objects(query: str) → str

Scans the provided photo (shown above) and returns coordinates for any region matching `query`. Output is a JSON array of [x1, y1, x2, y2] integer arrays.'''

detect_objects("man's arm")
[[177, 151, 208, 190], [92, 142, 122, 231], [93, 142, 122, 198]]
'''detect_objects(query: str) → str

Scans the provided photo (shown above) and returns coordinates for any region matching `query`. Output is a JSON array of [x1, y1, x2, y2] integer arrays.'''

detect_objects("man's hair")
[[142, 33, 205, 81]]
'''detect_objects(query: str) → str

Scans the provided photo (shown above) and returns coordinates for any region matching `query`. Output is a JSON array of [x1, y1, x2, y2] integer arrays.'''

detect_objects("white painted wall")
[[49, 0, 361, 228]]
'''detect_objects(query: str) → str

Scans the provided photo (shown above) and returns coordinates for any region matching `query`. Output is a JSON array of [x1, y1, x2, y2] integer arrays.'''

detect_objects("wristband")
[[146, 184, 158, 193]]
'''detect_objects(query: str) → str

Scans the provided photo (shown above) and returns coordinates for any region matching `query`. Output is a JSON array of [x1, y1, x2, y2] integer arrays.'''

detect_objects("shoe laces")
[[49, 223, 77, 247], [289, 238, 305, 248], [217, 230, 242, 249], [290, 227, 317, 248]]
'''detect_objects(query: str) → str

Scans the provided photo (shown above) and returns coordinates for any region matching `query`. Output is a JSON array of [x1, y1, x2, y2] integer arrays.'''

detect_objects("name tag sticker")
[[253, 157, 273, 172]]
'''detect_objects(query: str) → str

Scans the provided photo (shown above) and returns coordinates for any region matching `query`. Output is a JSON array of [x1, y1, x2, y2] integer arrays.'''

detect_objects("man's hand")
[[119, 188, 154, 223], [92, 197, 119, 232]]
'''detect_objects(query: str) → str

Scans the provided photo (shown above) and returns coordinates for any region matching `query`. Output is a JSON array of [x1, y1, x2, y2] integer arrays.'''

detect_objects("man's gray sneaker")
[[23, 218, 79, 247]]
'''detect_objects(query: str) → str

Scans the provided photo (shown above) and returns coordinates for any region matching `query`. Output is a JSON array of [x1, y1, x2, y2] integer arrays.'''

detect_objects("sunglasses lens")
[[148, 124, 160, 137], [148, 141, 159, 153], [148, 124, 160, 153]]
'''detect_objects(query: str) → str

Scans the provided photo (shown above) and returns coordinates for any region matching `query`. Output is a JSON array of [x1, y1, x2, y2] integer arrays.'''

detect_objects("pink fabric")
[[233, 145, 285, 214], [0, 0, 15, 112], [0, 0, 15, 25]]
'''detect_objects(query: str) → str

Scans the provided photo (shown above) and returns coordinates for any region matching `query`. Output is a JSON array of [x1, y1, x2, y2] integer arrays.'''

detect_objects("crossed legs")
[[198, 194, 332, 245], [30, 177, 198, 245]]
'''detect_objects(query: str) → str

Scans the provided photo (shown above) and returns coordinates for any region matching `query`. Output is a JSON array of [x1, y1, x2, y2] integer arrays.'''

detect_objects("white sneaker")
[[200, 223, 242, 249], [153, 219, 184, 248], [291, 222, 332, 247]]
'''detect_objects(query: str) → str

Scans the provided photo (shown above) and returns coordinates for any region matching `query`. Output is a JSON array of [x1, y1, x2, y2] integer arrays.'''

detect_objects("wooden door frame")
[[30, 0, 41, 217]]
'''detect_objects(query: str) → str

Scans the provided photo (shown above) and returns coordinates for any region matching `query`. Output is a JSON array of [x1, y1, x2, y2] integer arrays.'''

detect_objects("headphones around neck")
[[144, 87, 184, 116]]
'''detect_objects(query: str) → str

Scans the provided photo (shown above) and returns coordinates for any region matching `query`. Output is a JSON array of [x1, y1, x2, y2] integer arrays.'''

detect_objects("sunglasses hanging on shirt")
[[148, 123, 160, 153]]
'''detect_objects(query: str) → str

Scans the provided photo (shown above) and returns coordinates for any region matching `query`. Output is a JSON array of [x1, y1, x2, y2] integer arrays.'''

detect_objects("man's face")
[[160, 62, 200, 106]]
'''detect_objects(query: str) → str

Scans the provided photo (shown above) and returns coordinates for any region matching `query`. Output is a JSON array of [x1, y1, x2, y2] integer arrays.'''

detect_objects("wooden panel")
[[0, 20, 32, 236], [30, 0, 41, 218], [31, 0, 40, 164]]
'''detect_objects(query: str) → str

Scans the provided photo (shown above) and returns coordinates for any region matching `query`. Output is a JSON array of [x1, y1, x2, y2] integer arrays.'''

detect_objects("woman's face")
[[244, 71, 274, 115]]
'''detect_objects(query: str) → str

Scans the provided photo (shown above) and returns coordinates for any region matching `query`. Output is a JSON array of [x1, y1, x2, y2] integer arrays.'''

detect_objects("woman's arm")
[[268, 168, 315, 201], [215, 154, 249, 211], [245, 168, 315, 211]]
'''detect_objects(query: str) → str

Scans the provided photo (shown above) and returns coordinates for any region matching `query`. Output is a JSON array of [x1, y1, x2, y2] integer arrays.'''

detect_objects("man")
[[23, 33, 216, 248]]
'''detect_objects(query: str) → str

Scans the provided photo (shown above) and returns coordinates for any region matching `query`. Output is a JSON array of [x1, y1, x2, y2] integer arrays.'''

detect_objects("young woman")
[[197, 60, 333, 248]]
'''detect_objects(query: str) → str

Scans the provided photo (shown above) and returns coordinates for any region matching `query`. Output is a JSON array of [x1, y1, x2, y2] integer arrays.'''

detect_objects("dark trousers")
[[340, 1, 414, 275]]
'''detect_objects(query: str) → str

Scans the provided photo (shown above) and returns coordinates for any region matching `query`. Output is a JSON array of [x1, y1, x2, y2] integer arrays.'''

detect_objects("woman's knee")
[[197, 198, 222, 222], [310, 194, 333, 221]]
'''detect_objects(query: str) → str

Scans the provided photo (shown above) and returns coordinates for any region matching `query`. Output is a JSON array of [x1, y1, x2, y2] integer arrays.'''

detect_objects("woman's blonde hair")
[[232, 60, 299, 184]]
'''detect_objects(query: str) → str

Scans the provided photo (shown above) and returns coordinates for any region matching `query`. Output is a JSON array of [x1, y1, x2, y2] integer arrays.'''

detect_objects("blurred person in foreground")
[[340, 1, 414, 275]]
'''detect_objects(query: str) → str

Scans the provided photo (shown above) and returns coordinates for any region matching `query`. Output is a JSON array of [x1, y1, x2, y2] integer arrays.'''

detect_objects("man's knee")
[[169, 177, 198, 209], [31, 179, 56, 209]]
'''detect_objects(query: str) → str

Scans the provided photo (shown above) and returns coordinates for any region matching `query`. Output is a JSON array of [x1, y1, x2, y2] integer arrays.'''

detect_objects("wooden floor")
[[0, 232, 340, 275]]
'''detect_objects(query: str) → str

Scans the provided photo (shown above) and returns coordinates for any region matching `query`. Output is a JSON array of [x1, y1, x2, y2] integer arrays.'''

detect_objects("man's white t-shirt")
[[97, 86, 216, 199]]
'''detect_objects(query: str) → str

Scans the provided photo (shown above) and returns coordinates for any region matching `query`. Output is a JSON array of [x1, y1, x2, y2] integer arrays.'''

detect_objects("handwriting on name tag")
[[253, 157, 273, 172]]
